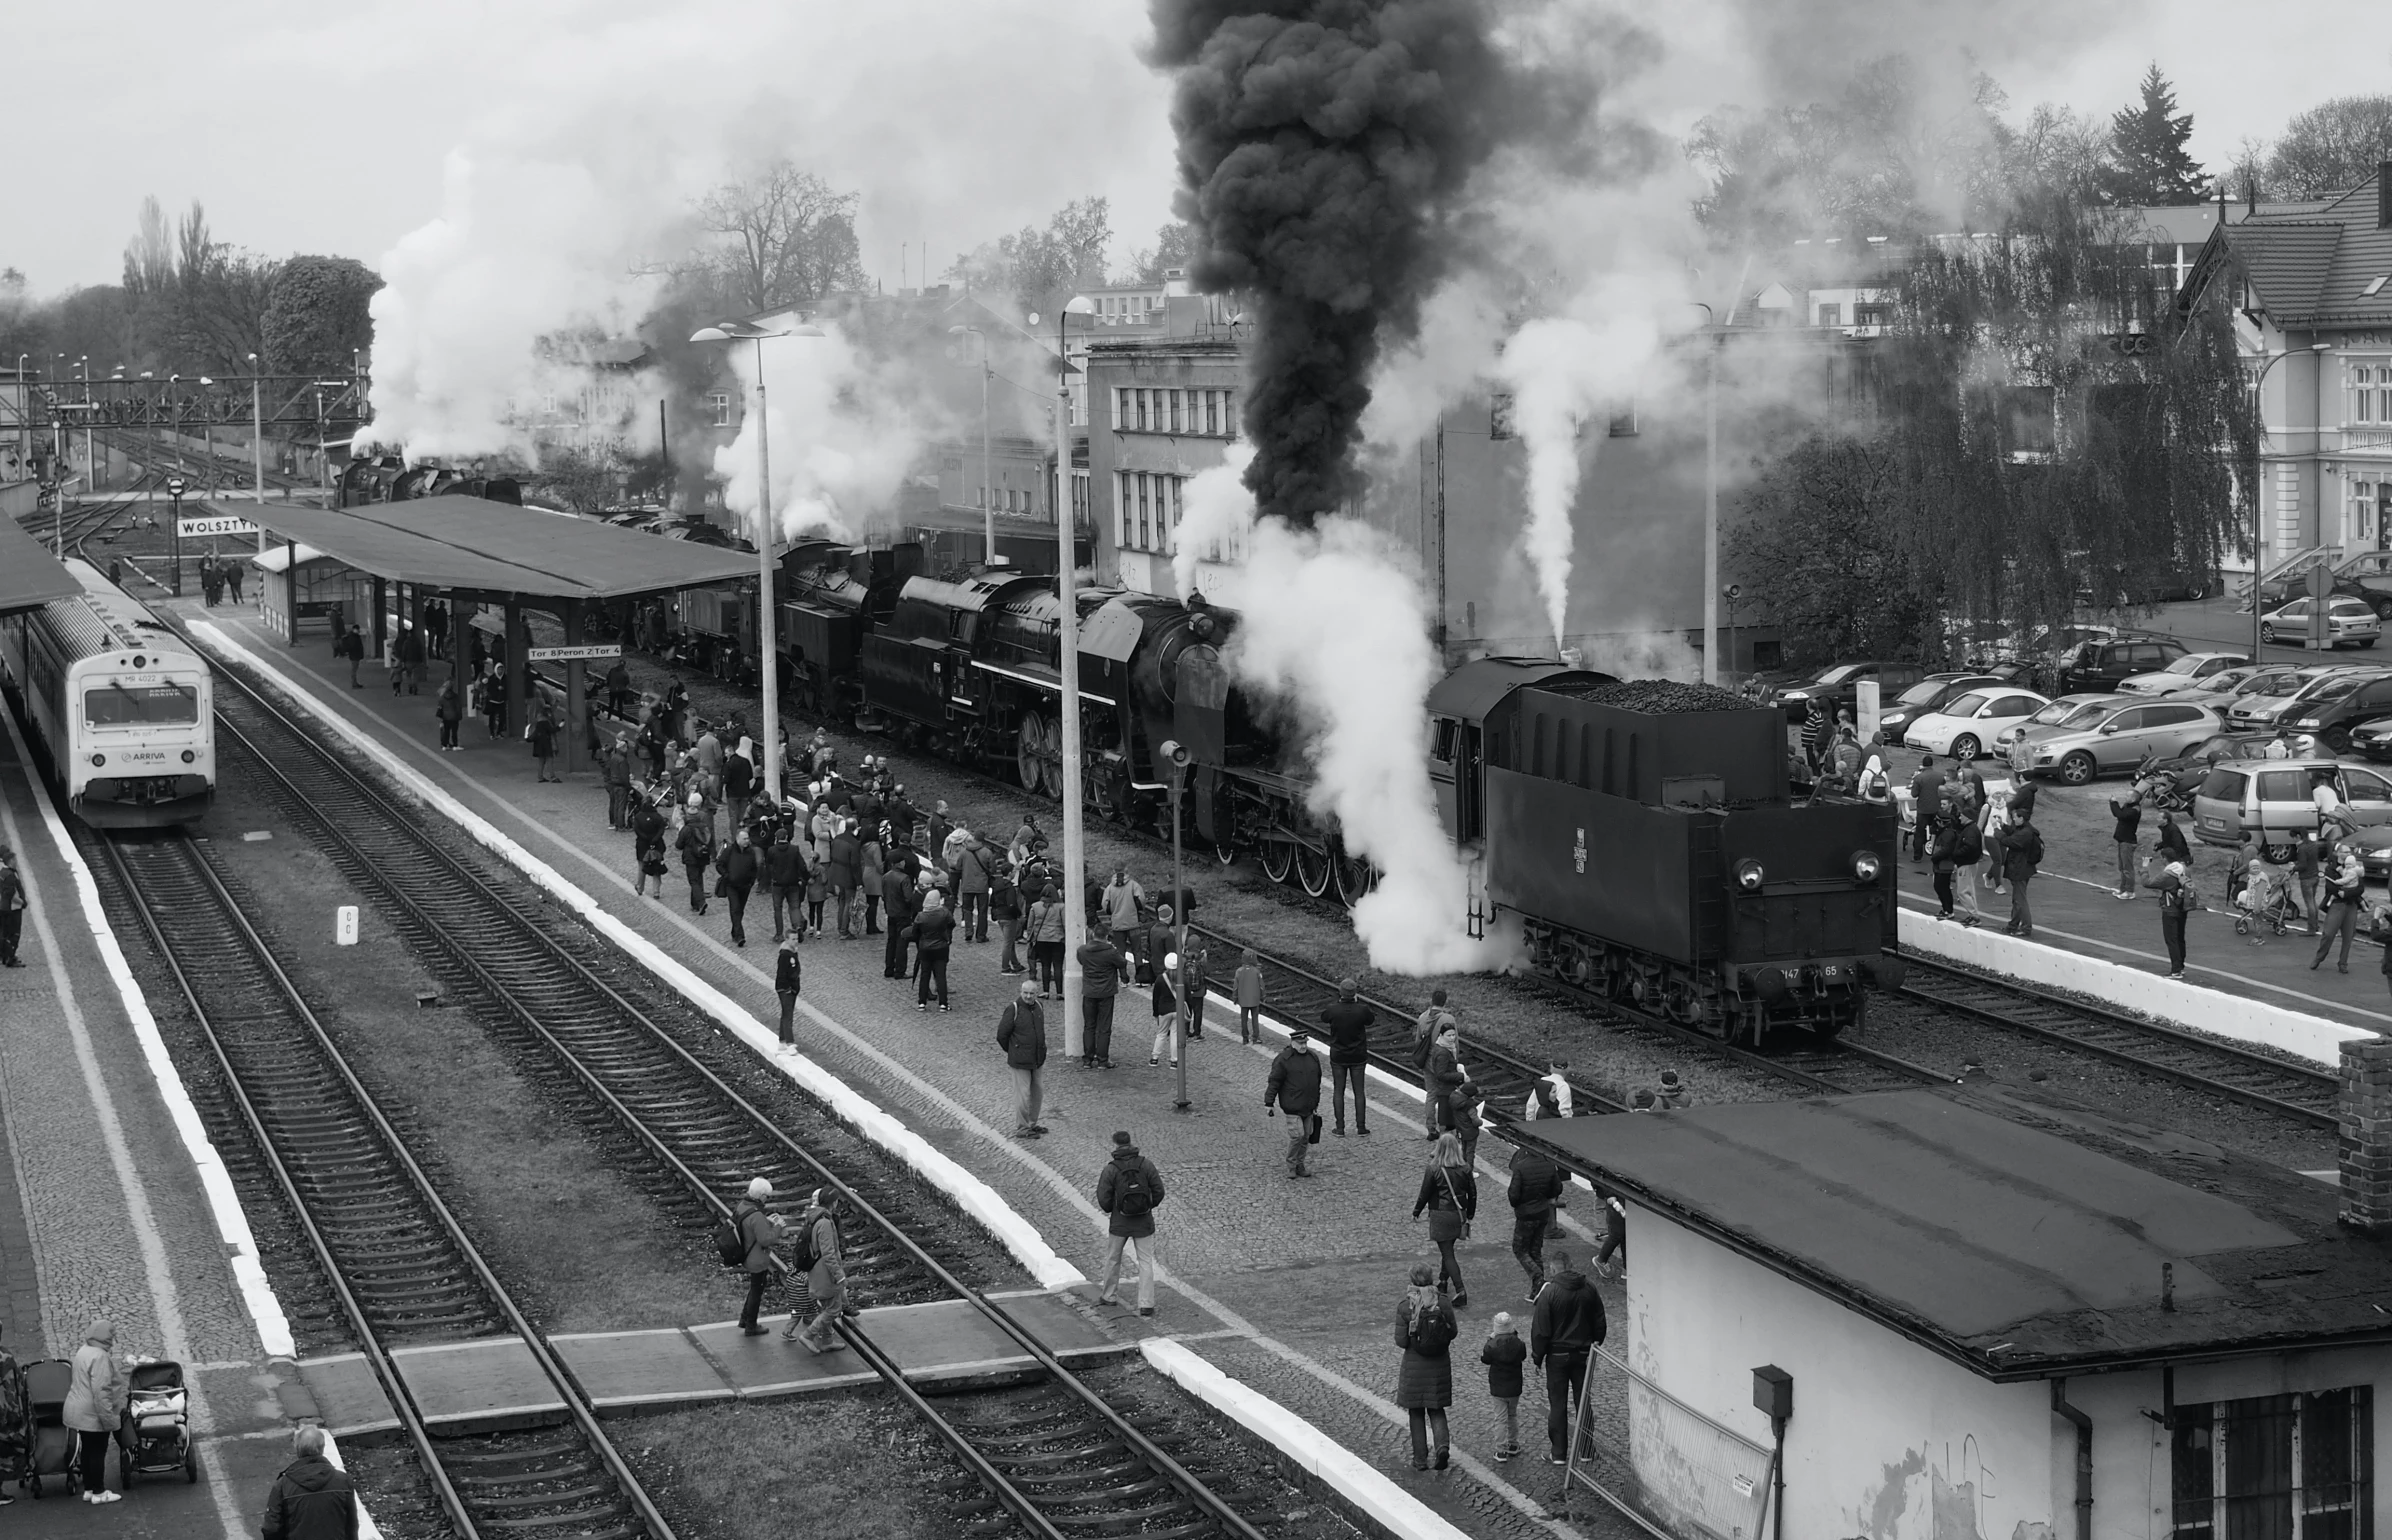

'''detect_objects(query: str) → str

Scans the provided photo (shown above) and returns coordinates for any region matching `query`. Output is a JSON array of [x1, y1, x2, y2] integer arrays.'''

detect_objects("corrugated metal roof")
[[0, 514, 83, 614], [221, 498, 757, 600], [1526, 1088, 2392, 1379]]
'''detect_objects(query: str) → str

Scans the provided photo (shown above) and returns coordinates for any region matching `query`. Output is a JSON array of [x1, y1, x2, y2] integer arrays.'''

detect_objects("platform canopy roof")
[[0, 515, 82, 615], [1528, 1088, 2385, 1379], [213, 497, 756, 601]]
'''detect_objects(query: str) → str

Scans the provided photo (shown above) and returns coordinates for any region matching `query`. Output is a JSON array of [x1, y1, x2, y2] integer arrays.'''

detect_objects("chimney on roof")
[[2379, 160, 2391, 230], [2338, 1038, 2392, 1228]]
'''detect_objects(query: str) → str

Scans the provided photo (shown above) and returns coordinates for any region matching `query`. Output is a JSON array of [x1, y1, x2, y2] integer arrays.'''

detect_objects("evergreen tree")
[[2101, 65, 2207, 205]]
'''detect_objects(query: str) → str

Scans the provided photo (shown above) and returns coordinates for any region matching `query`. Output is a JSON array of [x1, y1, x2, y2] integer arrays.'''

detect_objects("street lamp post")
[[2249, 342, 2335, 659], [690, 320, 826, 806], [1030, 296, 1094, 1058], [949, 325, 994, 565], [1159, 741, 1192, 1111]]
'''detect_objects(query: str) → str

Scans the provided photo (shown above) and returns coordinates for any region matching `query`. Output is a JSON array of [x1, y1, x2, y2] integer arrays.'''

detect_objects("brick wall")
[[2337, 1037, 2392, 1228]]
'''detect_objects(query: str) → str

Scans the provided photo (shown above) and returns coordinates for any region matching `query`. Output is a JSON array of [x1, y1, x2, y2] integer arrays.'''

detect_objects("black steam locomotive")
[[673, 546, 1904, 1040], [338, 454, 523, 507]]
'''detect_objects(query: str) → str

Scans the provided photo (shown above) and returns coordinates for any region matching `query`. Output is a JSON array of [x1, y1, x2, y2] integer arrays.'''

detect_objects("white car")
[[2117, 651, 2252, 696], [1902, 687, 2051, 761], [2261, 596, 2384, 649]]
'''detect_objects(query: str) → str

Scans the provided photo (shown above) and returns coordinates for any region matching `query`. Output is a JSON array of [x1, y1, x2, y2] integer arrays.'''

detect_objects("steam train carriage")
[[1479, 678, 1903, 1041], [0, 560, 215, 829]]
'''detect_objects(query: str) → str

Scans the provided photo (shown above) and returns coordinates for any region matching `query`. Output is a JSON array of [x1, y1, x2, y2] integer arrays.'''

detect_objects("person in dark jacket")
[[2001, 811, 2044, 938], [260, 1426, 358, 1540], [1394, 1264, 1456, 1472], [629, 790, 667, 899], [732, 1176, 786, 1334], [716, 827, 760, 946], [1094, 1131, 1164, 1315], [909, 889, 956, 1009], [997, 981, 1048, 1138], [602, 735, 634, 827], [435, 677, 464, 751], [336, 623, 365, 688], [882, 862, 920, 980], [1481, 1314, 1528, 1462], [1412, 1132, 1478, 1306], [766, 828, 809, 943], [676, 797, 716, 915], [1264, 1026, 1324, 1178], [1506, 1144, 1568, 1295], [1319, 979, 1376, 1135], [1424, 1022, 1466, 1137], [826, 822, 862, 939], [773, 932, 803, 1046], [1078, 932, 1124, 1068], [528, 704, 561, 783], [604, 658, 632, 718], [0, 845, 27, 968], [1531, 1247, 1609, 1464]]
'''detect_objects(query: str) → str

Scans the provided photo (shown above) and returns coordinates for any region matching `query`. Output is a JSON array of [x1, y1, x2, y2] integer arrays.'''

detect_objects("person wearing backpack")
[[1094, 1131, 1165, 1316], [728, 1177, 786, 1336], [785, 1189, 853, 1353], [1393, 1263, 1457, 1472]]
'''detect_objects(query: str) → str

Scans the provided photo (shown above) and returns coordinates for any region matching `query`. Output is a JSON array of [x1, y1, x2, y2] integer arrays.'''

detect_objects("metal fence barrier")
[[1565, 1346, 1776, 1540]]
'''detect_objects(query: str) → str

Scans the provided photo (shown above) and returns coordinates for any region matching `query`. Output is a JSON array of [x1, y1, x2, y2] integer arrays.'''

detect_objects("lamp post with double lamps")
[[690, 319, 826, 805], [2249, 341, 2336, 658], [1026, 295, 1095, 1055]]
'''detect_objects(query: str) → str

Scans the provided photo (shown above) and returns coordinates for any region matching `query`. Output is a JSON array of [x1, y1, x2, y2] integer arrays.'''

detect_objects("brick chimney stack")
[[2378, 160, 2391, 230], [2338, 1038, 2392, 1228]]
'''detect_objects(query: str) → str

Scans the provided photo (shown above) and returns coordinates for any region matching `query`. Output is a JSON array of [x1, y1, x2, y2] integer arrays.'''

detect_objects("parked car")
[[1772, 660, 1930, 723], [2193, 757, 2392, 855], [2170, 664, 2271, 708], [1901, 687, 2050, 761], [2259, 596, 2383, 649], [2012, 699, 2226, 785], [1997, 694, 2123, 758], [2115, 651, 2251, 696], [2222, 665, 2363, 731], [2269, 670, 2392, 754], [1875, 673, 2006, 742], [2055, 635, 2191, 694], [2349, 717, 2392, 763], [2080, 564, 2223, 606]]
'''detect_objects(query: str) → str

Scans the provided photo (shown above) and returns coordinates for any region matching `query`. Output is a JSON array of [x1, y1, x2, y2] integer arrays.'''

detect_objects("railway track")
[[95, 833, 672, 1540], [177, 640, 1287, 1540], [1897, 959, 2339, 1129]]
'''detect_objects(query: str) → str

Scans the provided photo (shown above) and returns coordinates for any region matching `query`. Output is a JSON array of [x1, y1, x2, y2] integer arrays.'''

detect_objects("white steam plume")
[[710, 322, 926, 547], [356, 0, 1171, 463], [1169, 443, 1257, 601], [1228, 511, 1513, 976]]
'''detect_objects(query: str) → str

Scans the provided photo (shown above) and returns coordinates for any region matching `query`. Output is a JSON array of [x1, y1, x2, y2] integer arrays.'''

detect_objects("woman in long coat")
[[63, 1318, 124, 1502], [1411, 1132, 1478, 1308], [1393, 1264, 1455, 1472]]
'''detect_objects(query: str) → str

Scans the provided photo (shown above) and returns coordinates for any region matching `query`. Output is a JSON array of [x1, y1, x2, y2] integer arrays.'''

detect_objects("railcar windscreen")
[[85, 680, 200, 726]]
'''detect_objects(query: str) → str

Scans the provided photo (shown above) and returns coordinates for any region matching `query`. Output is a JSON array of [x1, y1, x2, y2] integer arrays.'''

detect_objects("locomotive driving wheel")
[[1015, 713, 1048, 794], [1213, 839, 1238, 865], [1261, 841, 1294, 884], [1294, 843, 1333, 898], [1331, 844, 1376, 908]]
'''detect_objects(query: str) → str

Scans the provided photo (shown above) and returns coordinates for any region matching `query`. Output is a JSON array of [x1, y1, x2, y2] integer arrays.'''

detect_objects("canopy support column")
[[371, 575, 387, 671], [504, 595, 526, 740], [563, 598, 590, 775]]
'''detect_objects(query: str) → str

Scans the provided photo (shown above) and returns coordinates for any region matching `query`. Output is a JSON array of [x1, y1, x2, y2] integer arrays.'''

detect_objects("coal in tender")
[[1566, 679, 1754, 714]]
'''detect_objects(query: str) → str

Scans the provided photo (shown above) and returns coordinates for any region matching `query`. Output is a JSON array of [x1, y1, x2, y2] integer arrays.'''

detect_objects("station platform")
[[182, 603, 1616, 1539], [296, 1291, 1128, 1440], [0, 708, 312, 1535]]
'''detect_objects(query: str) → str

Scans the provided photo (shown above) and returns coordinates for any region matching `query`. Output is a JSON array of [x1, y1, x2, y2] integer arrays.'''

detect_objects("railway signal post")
[[166, 477, 186, 595]]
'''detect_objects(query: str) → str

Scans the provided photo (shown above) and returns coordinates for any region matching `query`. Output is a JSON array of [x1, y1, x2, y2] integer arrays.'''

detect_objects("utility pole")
[[1037, 297, 1093, 1058], [1703, 339, 1719, 684]]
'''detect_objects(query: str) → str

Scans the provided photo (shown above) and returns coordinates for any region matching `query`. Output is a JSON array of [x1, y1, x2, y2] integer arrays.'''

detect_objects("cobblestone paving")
[[0, 733, 263, 1371], [200, 611, 1653, 1539]]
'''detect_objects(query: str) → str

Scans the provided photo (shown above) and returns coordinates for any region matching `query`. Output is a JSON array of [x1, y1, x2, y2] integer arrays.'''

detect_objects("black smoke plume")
[[1149, 0, 1516, 527]]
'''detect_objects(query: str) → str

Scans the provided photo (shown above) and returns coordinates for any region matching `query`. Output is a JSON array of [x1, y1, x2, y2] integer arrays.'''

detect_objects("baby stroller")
[[2234, 867, 2300, 938], [121, 1362, 194, 1486], [23, 1359, 73, 1498]]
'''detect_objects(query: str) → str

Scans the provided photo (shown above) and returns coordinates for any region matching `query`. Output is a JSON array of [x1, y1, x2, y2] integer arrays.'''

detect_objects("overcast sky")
[[9, 1, 2391, 297]]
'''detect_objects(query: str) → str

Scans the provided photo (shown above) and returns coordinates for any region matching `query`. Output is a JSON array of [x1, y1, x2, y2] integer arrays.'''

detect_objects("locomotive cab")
[[1426, 658, 1609, 845]]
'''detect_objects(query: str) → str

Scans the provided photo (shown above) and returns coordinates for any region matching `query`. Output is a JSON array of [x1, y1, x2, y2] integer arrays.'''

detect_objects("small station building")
[[213, 497, 753, 771], [1535, 1061, 2392, 1540]]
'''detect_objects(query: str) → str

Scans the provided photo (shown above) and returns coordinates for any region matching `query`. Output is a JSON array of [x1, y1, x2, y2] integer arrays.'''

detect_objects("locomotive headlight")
[[181, 750, 196, 764], [1852, 851, 1882, 882], [1734, 858, 1765, 891]]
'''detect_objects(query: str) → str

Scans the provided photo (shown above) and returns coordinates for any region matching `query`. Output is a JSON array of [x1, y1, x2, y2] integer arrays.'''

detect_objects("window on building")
[[1223, 390, 1237, 439], [1816, 304, 1842, 327], [1854, 303, 1891, 327], [1607, 406, 1639, 438], [1491, 393, 1515, 440], [707, 391, 732, 428], [1113, 387, 1127, 428], [1169, 390, 1184, 433], [2357, 480, 2381, 544], [1115, 472, 1132, 550], [2171, 1388, 2371, 1540], [1135, 390, 1150, 431], [1204, 390, 1221, 436]]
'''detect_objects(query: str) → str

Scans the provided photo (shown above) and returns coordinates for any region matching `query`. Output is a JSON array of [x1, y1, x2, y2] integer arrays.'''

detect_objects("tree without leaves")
[[262, 255, 380, 376], [1121, 220, 1201, 285], [1729, 190, 2254, 665], [680, 162, 866, 314], [2099, 64, 2207, 206], [2259, 95, 2392, 199]]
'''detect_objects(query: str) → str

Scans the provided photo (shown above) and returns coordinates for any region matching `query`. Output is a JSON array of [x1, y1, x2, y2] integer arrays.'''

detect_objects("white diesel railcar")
[[0, 560, 213, 827]]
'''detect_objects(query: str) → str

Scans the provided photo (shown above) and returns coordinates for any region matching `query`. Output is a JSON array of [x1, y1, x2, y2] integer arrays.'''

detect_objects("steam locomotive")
[[338, 455, 523, 508], [672, 545, 1902, 1041]]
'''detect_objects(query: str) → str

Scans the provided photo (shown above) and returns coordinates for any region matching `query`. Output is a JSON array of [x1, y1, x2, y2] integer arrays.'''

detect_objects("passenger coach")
[[0, 559, 214, 828]]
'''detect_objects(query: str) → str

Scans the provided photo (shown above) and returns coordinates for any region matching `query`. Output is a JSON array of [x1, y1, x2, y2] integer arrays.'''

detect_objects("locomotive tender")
[[0, 560, 215, 828]]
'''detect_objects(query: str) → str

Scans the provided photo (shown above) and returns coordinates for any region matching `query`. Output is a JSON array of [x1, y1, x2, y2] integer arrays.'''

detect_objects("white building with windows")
[[1079, 301, 1245, 597], [1536, 1080, 2392, 1540]]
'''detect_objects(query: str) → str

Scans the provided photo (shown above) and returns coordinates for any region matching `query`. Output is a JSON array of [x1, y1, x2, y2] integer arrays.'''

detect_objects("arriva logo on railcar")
[[1573, 828, 1587, 874]]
